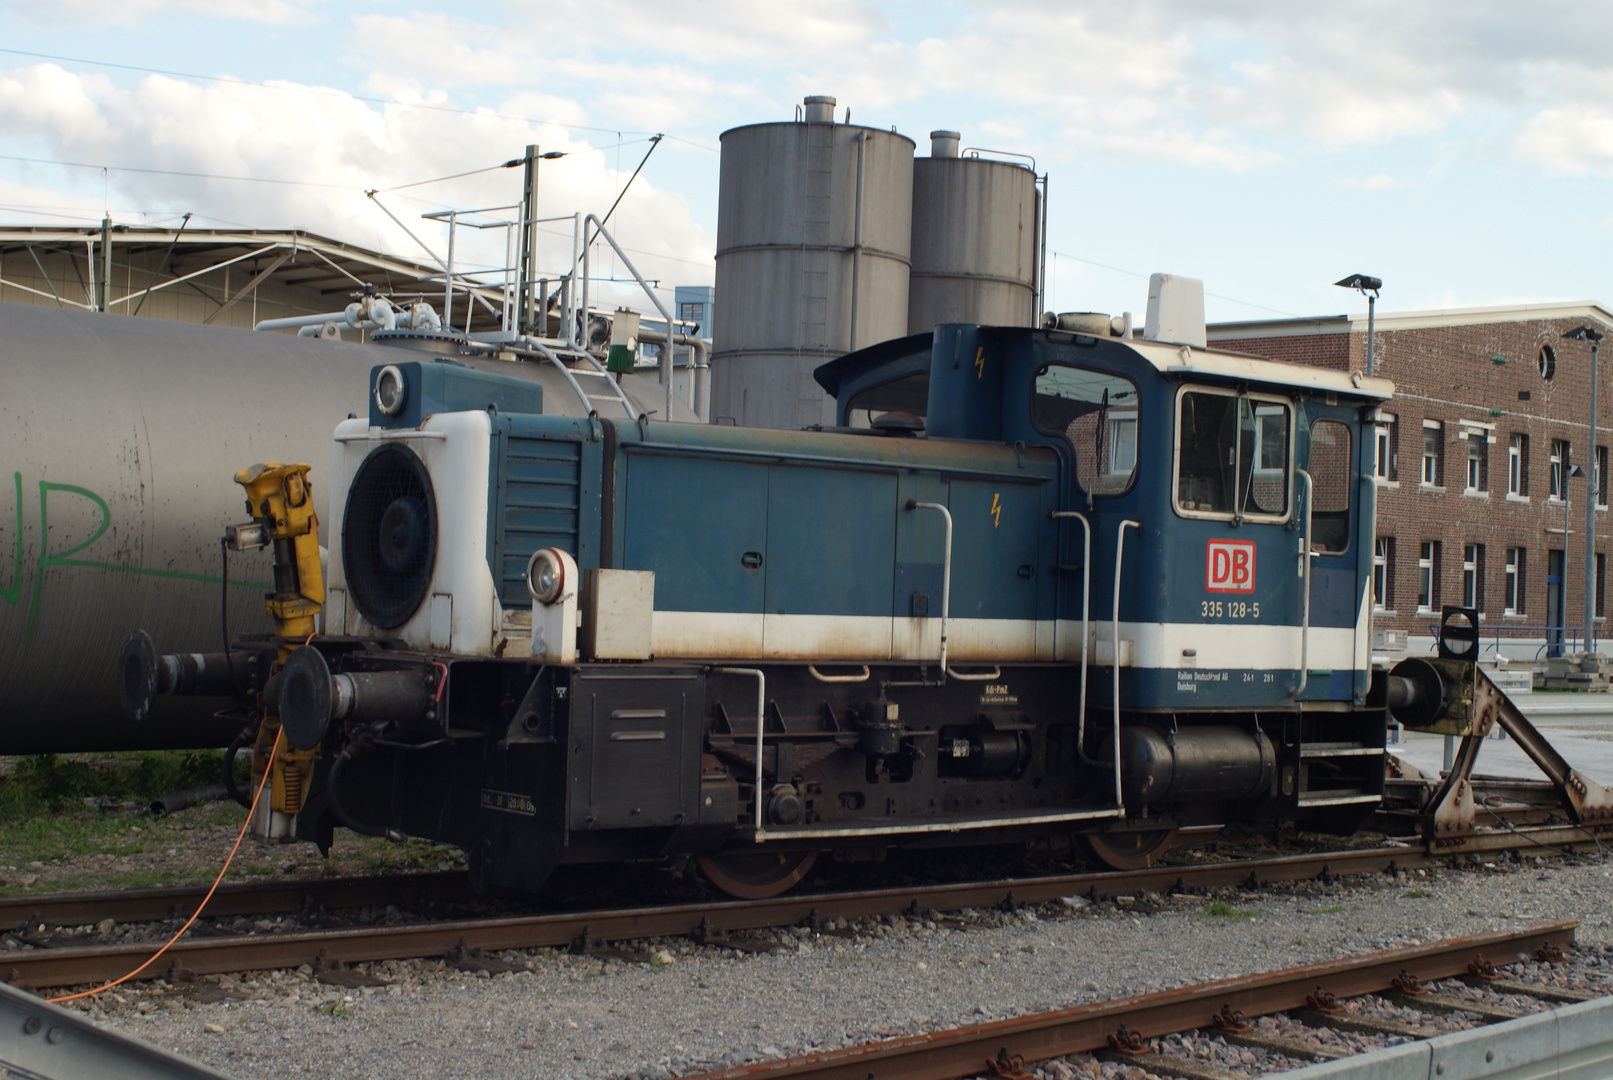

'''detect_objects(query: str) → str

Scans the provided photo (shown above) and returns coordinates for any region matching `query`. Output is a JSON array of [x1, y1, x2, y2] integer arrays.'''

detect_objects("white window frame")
[[1505, 547, 1521, 615], [1421, 420, 1441, 486], [1551, 438, 1568, 500], [1418, 540, 1436, 612], [1462, 543, 1479, 609], [1599, 445, 1608, 509], [1107, 409, 1139, 480], [1508, 435, 1524, 496], [1373, 537, 1390, 611], [1171, 385, 1294, 524]]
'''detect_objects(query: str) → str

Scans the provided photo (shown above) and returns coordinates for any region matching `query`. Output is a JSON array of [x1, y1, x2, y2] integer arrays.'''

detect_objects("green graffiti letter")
[[25, 482, 112, 637], [0, 473, 20, 607]]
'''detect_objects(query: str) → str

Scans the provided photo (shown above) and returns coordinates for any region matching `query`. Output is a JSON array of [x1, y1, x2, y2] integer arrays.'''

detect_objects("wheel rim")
[[696, 850, 819, 899], [1081, 828, 1180, 871]]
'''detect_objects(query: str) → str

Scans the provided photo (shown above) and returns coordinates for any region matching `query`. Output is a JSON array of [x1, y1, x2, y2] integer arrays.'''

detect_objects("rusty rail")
[[676, 921, 1578, 1080], [0, 871, 469, 932], [4, 834, 1591, 991]]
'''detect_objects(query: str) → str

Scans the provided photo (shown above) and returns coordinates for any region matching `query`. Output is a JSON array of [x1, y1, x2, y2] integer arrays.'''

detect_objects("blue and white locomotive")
[[123, 322, 1394, 896]]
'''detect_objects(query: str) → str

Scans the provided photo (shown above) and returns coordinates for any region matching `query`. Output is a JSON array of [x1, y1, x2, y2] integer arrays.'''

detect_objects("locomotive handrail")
[[1291, 469, 1314, 698], [904, 499, 1001, 683], [714, 667, 767, 837], [1113, 520, 1139, 809], [1050, 511, 1095, 764], [906, 500, 953, 680], [808, 665, 871, 683]]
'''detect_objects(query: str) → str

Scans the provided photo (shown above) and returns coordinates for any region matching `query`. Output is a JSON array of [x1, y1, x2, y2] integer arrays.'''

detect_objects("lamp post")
[[1335, 274, 1383, 377], [1563, 326, 1604, 657]]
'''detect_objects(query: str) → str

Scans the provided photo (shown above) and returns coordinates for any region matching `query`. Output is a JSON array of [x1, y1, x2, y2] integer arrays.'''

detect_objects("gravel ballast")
[[47, 853, 1613, 1080]]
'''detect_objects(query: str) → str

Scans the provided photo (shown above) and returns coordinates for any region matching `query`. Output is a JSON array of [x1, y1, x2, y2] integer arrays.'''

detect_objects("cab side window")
[[1176, 388, 1292, 520], [1032, 365, 1140, 497], [1309, 419, 1352, 553]]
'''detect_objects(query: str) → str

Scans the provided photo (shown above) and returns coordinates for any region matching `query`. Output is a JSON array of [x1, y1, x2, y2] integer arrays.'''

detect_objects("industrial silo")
[[712, 95, 915, 429], [907, 131, 1039, 336]]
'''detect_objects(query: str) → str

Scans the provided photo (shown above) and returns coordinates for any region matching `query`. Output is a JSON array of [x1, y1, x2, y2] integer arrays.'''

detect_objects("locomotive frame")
[[123, 323, 1396, 896]]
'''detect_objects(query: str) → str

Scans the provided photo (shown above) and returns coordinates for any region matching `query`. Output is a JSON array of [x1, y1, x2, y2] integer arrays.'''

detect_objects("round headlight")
[[375, 365, 406, 417], [526, 548, 565, 605]]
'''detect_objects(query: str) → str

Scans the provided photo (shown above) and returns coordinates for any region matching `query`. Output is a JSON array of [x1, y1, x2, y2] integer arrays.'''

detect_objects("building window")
[[1421, 422, 1442, 486], [1599, 445, 1608, 508], [1418, 541, 1439, 611], [1551, 439, 1570, 500], [1600, 553, 1607, 619], [1373, 537, 1393, 610], [1508, 434, 1527, 496], [1465, 438, 1484, 492], [1540, 344, 1557, 379], [1374, 416, 1397, 481], [1462, 544, 1484, 610], [1505, 547, 1524, 615]]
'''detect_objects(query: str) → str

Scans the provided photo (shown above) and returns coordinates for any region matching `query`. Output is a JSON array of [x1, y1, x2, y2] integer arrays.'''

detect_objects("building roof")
[[0, 225, 505, 331], [1210, 301, 1613, 340]]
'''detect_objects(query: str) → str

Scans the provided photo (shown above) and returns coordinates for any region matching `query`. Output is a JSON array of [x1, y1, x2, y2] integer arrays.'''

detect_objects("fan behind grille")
[[343, 443, 438, 630]]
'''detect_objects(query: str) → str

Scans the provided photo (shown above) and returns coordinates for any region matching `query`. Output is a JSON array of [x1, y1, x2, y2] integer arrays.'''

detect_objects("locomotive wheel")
[[696, 850, 819, 899], [1080, 828, 1180, 871]]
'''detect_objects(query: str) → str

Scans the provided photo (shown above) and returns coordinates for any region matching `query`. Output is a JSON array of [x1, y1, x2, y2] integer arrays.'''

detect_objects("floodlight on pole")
[[1334, 275, 1382, 378], [1564, 325, 1605, 655]]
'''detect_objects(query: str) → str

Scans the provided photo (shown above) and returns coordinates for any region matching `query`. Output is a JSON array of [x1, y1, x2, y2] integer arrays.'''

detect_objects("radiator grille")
[[342, 443, 437, 630]]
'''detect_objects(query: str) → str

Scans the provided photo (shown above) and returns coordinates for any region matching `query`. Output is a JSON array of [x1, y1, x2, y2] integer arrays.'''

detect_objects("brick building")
[[1210, 302, 1613, 659]]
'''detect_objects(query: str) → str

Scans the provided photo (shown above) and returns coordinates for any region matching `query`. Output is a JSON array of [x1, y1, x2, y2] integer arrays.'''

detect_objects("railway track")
[[674, 920, 1590, 1080], [5, 825, 1603, 993]]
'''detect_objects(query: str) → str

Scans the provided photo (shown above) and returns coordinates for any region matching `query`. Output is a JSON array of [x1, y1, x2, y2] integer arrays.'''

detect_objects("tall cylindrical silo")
[[907, 131, 1038, 336], [712, 95, 915, 430]]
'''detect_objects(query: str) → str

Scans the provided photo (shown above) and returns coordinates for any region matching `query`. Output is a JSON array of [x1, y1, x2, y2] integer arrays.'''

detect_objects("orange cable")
[[48, 728, 284, 1004]]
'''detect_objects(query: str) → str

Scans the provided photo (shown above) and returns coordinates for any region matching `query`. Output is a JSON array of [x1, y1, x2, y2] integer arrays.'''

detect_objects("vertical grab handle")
[[714, 667, 767, 837], [1051, 511, 1095, 765], [1113, 520, 1140, 809], [1291, 470, 1314, 698], [907, 500, 953, 678]]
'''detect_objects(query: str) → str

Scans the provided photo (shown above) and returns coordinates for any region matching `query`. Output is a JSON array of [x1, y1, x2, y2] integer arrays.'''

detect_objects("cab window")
[[1309, 419, 1352, 553], [1175, 388, 1291, 520], [846, 373, 928, 428], [1032, 365, 1140, 496]]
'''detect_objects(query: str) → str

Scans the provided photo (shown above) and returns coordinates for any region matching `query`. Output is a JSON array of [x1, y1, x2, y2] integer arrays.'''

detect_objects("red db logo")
[[1206, 540, 1256, 593]]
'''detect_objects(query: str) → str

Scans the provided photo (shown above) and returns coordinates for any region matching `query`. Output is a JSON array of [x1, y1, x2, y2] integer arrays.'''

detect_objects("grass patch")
[[1302, 904, 1349, 915], [836, 953, 860, 967], [0, 751, 232, 869], [1202, 899, 1257, 919], [1402, 888, 1433, 899]]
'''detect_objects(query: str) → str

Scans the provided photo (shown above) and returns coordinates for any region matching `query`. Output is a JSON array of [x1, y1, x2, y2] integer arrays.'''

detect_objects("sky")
[[2, 0, 1613, 325]]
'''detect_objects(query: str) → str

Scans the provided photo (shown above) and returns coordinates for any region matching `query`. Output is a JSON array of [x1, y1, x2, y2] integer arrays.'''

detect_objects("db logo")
[[1206, 540, 1256, 593]]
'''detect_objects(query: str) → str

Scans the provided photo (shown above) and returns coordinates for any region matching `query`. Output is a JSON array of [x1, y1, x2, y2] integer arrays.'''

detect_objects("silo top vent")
[[930, 131, 960, 158], [803, 95, 837, 123]]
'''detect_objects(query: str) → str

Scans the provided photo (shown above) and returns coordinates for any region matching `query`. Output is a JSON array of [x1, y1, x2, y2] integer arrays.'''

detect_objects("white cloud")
[[0, 0, 319, 26], [1515, 106, 1613, 177], [0, 62, 716, 302]]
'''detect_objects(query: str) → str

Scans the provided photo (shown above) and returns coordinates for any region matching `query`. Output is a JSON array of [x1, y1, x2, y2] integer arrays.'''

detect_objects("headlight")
[[375, 364, 406, 417], [526, 548, 566, 605]]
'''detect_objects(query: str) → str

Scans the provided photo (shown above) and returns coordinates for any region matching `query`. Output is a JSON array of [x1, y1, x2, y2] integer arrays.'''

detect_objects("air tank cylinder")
[[712, 96, 915, 430], [907, 131, 1038, 336], [1118, 726, 1276, 806]]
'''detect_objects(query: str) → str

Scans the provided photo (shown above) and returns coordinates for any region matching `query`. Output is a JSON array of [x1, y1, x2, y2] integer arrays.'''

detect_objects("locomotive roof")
[[814, 328, 1394, 402], [1124, 337, 1395, 400]]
